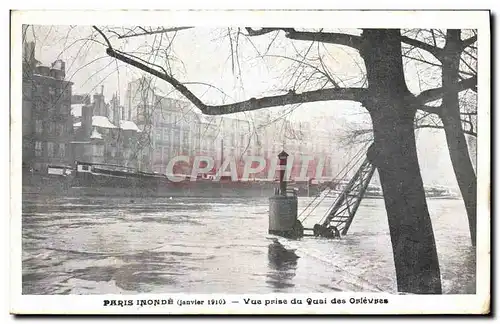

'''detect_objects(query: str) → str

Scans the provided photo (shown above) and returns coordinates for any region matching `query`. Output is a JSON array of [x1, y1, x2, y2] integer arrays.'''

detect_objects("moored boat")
[[22, 161, 321, 198]]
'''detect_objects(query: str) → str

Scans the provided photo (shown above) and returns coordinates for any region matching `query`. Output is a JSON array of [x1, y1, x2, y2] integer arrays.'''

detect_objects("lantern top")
[[278, 150, 289, 159]]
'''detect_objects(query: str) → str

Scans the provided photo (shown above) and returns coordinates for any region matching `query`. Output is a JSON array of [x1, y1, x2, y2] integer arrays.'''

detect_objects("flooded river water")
[[21, 195, 476, 294]]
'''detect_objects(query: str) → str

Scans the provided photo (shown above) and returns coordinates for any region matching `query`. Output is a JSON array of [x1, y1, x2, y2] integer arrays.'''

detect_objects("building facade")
[[150, 96, 208, 174], [22, 41, 74, 172], [122, 77, 336, 179]]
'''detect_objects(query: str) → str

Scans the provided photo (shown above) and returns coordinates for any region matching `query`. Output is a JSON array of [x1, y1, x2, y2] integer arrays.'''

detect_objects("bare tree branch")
[[430, 29, 437, 47], [118, 27, 194, 39], [400, 35, 443, 57], [419, 104, 443, 115], [403, 53, 475, 77], [245, 28, 363, 50], [460, 56, 477, 75], [286, 30, 363, 50], [461, 35, 478, 50], [105, 47, 368, 115], [245, 27, 288, 36], [416, 76, 477, 105], [93, 25, 112, 48], [462, 48, 477, 61], [94, 25, 477, 119], [417, 124, 476, 137], [266, 54, 335, 86], [403, 53, 442, 68]]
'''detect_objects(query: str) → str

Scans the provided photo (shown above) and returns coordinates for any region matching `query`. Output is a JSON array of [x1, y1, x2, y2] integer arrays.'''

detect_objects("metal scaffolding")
[[320, 157, 376, 235]]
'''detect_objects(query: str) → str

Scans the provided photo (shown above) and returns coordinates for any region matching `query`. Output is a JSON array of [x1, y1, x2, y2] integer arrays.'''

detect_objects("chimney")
[[105, 103, 111, 119], [112, 93, 120, 126], [101, 85, 104, 95], [51, 60, 66, 79], [93, 93, 101, 116], [82, 104, 93, 139]]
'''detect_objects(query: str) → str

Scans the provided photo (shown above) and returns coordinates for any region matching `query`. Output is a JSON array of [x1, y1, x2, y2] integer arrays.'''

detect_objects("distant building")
[[150, 96, 204, 174], [123, 77, 224, 174], [196, 114, 221, 162], [121, 77, 334, 179], [124, 76, 155, 122], [70, 93, 91, 126], [253, 117, 335, 181], [22, 41, 74, 172], [72, 87, 143, 169], [217, 116, 254, 177]]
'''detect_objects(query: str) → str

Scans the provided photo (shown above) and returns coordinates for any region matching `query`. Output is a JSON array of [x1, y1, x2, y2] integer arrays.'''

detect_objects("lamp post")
[[278, 150, 289, 196]]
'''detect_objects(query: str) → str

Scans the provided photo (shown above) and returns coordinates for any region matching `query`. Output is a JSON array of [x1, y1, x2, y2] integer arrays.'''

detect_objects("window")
[[163, 128, 170, 142], [35, 141, 42, 157], [60, 103, 70, 114], [194, 138, 200, 151], [93, 145, 104, 157], [58, 143, 65, 158], [182, 131, 189, 148], [48, 87, 55, 96], [47, 142, 54, 157], [173, 130, 180, 145], [47, 122, 55, 135], [154, 147, 162, 161], [57, 124, 65, 136], [35, 102, 44, 112], [35, 120, 43, 134], [155, 130, 161, 141], [162, 146, 168, 160]]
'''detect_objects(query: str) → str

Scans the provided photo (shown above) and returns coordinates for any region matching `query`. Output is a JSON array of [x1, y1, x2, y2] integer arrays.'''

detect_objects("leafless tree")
[[91, 26, 478, 294], [339, 29, 478, 247]]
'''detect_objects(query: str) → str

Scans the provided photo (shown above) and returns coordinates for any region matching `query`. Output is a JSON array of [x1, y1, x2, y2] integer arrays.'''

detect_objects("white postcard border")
[[9, 9, 491, 315]]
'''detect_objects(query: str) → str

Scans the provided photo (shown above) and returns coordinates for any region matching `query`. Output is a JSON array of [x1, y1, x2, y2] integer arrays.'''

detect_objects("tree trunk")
[[441, 29, 477, 247], [361, 29, 442, 294]]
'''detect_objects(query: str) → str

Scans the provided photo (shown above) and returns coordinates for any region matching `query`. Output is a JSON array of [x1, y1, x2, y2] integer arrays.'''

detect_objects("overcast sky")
[[22, 25, 470, 189]]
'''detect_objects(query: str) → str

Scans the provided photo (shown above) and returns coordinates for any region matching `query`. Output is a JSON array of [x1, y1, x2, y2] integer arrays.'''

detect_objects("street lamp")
[[278, 150, 289, 196]]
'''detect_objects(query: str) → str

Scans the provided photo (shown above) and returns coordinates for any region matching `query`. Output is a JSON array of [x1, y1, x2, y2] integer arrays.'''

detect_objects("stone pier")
[[268, 195, 303, 239]]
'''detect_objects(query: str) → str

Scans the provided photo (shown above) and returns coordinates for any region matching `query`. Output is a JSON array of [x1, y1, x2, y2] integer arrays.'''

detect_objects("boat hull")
[[22, 171, 320, 198]]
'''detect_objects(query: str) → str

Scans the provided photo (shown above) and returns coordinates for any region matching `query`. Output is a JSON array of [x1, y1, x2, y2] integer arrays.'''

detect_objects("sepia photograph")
[[10, 9, 490, 315]]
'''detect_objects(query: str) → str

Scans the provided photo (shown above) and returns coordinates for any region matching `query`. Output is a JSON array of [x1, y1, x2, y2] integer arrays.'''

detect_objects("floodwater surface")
[[21, 195, 476, 294]]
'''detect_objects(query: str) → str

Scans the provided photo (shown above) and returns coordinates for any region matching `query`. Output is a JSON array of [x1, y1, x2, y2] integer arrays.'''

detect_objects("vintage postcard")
[[10, 10, 490, 315]]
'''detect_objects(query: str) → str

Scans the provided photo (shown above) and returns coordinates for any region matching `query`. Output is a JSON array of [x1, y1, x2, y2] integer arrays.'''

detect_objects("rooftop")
[[92, 116, 117, 129], [73, 117, 141, 133], [32, 73, 73, 84], [119, 120, 142, 132]]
